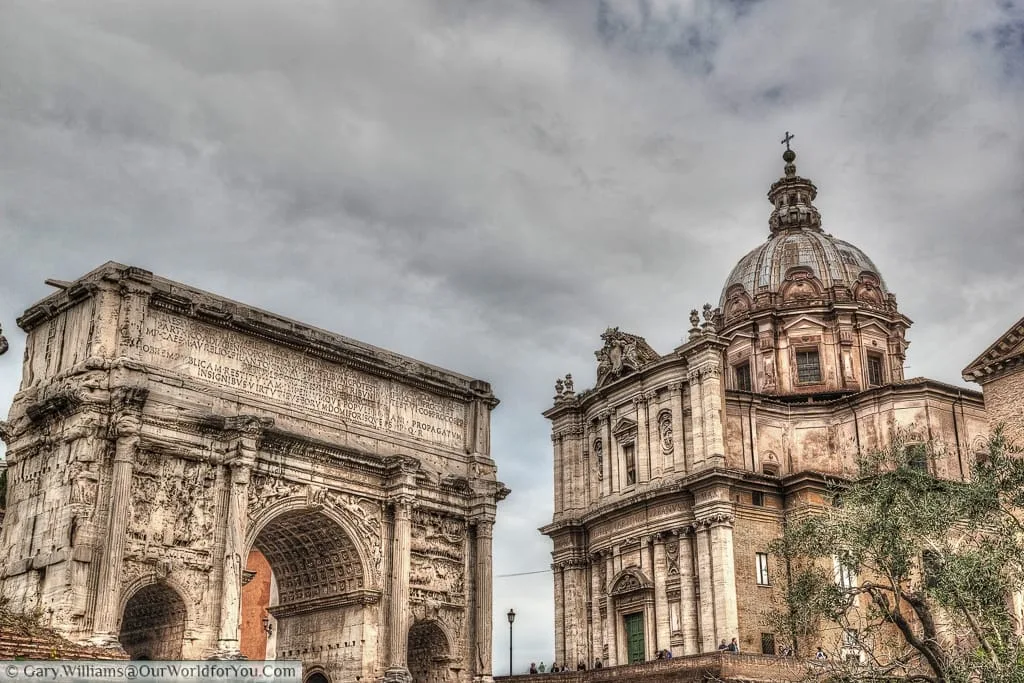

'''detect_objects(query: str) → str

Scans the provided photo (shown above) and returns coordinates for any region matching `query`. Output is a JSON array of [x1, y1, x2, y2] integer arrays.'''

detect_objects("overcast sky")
[[1, 0, 1023, 672]]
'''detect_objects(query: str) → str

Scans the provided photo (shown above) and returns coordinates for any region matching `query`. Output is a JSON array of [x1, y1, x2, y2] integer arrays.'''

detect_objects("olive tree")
[[767, 428, 1024, 682]]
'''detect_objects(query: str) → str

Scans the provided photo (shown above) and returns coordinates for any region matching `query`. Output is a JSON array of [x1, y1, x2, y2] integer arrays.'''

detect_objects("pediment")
[[855, 320, 890, 337], [781, 314, 827, 332], [609, 567, 653, 595], [963, 315, 1024, 381], [611, 417, 638, 439]]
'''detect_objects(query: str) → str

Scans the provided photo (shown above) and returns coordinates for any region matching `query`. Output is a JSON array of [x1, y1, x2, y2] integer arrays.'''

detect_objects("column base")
[[208, 646, 247, 661], [86, 634, 125, 651], [382, 666, 412, 683]]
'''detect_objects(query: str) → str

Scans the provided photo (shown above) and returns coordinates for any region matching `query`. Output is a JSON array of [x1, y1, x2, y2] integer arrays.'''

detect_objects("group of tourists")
[[527, 661, 591, 674], [716, 637, 741, 652]]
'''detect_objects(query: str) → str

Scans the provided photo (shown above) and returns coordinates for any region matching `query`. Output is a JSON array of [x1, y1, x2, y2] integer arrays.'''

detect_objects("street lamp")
[[506, 609, 516, 676]]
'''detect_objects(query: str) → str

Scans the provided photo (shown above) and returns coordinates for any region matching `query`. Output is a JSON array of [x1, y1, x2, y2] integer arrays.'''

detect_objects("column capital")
[[668, 381, 684, 392], [694, 512, 735, 530], [642, 390, 657, 401], [471, 517, 495, 537], [390, 493, 416, 515]]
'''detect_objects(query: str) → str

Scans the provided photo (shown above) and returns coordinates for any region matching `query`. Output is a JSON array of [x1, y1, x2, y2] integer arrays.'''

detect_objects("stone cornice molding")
[[17, 262, 498, 407], [268, 589, 383, 618]]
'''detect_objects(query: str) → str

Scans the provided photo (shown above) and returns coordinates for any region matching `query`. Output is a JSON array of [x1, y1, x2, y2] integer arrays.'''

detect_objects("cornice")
[[15, 262, 498, 407], [722, 377, 984, 415]]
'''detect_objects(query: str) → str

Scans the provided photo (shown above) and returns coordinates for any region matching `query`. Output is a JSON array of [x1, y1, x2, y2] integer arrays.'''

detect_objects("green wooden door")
[[624, 612, 645, 664]]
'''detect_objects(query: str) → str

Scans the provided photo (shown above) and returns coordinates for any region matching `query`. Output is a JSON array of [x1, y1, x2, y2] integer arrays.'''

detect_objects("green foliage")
[[768, 427, 1024, 682]]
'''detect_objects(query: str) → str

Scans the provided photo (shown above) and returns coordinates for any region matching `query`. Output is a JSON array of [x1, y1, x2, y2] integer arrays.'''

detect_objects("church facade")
[[541, 147, 989, 666], [0, 262, 507, 683]]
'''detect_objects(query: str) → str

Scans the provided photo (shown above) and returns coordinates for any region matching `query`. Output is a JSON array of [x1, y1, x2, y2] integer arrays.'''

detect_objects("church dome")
[[720, 230, 888, 307], [718, 145, 891, 319]]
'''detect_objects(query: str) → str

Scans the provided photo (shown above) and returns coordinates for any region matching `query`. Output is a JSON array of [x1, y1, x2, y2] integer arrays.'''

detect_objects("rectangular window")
[[835, 556, 856, 589], [906, 443, 928, 472], [867, 353, 884, 386], [624, 444, 637, 486], [735, 362, 752, 391], [796, 349, 822, 384], [756, 553, 770, 586], [752, 492, 765, 507], [760, 633, 776, 656], [843, 629, 858, 648]]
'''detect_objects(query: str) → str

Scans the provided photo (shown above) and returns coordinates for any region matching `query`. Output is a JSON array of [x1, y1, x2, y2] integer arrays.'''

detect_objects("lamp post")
[[506, 608, 516, 676]]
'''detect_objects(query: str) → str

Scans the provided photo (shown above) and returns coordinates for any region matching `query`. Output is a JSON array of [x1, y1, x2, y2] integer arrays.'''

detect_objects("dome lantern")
[[766, 134, 822, 235]]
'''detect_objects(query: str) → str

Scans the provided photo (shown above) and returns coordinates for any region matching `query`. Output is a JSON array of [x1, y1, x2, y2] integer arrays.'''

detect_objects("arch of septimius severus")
[[0, 262, 508, 683]]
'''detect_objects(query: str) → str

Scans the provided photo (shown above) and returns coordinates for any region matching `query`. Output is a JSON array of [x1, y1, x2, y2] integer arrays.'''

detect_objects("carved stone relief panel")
[[127, 454, 217, 555], [410, 510, 467, 606], [657, 411, 673, 455], [666, 537, 680, 576]]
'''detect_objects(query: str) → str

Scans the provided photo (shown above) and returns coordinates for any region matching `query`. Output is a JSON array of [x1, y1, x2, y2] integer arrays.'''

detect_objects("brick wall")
[[984, 369, 1024, 448], [495, 653, 804, 683], [241, 549, 273, 660]]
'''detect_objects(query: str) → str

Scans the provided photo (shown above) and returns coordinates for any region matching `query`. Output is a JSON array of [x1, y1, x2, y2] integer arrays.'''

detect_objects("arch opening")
[[242, 508, 368, 677], [407, 620, 450, 683], [119, 582, 187, 660]]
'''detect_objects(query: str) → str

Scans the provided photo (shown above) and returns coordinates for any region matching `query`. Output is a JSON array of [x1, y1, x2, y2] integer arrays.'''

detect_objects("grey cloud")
[[2, 0, 1023, 666]]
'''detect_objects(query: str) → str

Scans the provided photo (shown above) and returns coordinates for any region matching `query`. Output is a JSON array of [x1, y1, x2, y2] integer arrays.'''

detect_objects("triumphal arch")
[[0, 262, 507, 683]]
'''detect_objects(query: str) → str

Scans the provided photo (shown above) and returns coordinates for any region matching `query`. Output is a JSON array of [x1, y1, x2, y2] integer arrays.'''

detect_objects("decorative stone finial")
[[563, 374, 574, 395], [688, 309, 702, 341], [702, 303, 714, 324], [554, 377, 565, 401]]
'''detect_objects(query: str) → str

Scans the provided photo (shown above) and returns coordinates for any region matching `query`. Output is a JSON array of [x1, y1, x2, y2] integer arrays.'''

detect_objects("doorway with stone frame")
[[609, 568, 655, 665]]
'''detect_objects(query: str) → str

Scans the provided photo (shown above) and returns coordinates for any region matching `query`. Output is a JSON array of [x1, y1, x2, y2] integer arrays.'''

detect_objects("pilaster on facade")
[[89, 382, 148, 648]]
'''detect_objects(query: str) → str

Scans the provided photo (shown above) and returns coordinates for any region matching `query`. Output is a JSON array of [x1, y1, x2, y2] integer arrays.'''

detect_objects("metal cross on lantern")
[[781, 131, 795, 151]]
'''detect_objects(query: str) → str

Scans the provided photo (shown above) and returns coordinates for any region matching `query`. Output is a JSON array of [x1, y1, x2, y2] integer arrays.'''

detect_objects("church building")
[[541, 145, 990, 666]]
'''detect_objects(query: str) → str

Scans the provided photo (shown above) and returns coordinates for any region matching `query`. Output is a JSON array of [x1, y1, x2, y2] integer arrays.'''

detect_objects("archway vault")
[[251, 508, 366, 608], [119, 582, 188, 660]]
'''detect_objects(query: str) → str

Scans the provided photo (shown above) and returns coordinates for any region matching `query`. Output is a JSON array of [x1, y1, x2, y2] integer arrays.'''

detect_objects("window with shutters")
[[735, 362, 752, 391], [624, 444, 637, 486], [756, 553, 770, 586], [867, 353, 884, 386], [795, 349, 822, 384]]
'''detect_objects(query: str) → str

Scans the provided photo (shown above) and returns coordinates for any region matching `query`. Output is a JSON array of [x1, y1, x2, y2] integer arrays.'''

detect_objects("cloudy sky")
[[1, 0, 1023, 672]]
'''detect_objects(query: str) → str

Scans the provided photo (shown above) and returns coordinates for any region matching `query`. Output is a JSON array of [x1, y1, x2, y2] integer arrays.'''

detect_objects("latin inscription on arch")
[[139, 311, 466, 448]]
